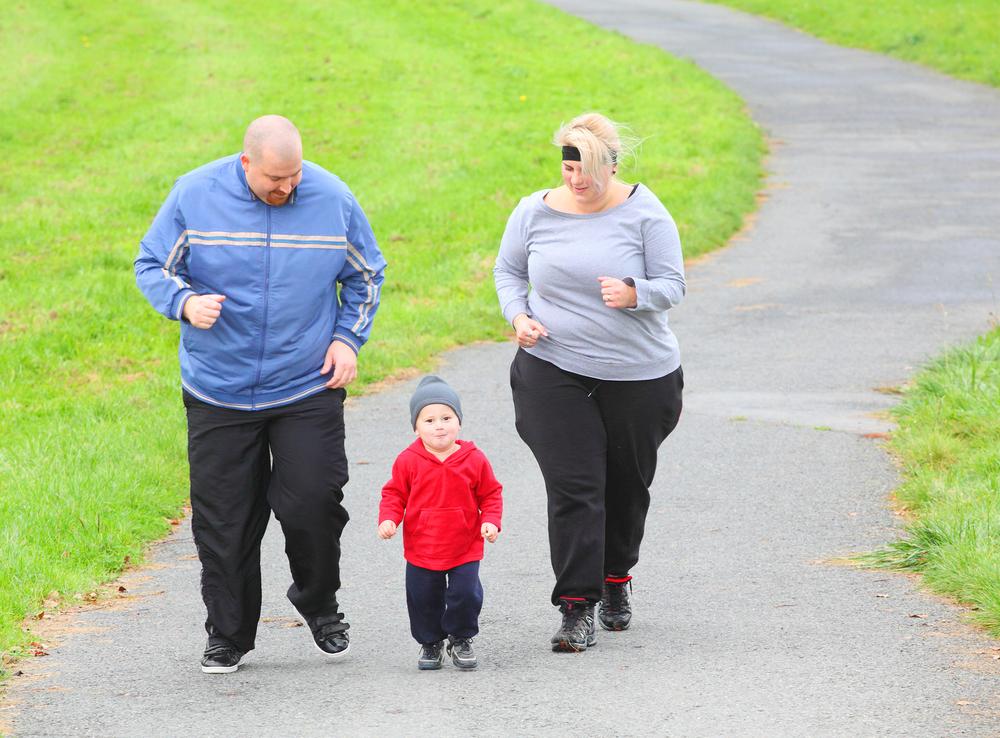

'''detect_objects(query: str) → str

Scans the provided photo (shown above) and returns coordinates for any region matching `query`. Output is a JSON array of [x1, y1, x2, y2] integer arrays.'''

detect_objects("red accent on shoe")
[[605, 575, 632, 584], [558, 596, 587, 602]]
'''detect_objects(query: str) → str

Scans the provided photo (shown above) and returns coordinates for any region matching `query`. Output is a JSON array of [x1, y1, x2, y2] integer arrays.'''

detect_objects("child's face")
[[414, 403, 461, 453]]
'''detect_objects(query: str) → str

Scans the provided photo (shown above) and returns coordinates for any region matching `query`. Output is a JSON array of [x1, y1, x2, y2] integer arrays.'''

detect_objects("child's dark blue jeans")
[[405, 561, 483, 644]]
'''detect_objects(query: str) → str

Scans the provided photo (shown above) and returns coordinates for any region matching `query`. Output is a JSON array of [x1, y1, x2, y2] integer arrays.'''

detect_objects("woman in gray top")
[[494, 112, 685, 653]]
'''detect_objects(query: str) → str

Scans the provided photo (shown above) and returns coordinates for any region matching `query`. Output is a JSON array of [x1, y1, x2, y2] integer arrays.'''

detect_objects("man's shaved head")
[[243, 115, 302, 163], [240, 116, 304, 206]]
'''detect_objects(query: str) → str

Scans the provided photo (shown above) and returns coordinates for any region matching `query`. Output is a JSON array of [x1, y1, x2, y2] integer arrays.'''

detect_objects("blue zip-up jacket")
[[135, 154, 386, 410]]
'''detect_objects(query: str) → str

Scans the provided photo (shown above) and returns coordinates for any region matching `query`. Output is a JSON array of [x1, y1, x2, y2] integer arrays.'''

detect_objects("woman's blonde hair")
[[553, 112, 637, 193]]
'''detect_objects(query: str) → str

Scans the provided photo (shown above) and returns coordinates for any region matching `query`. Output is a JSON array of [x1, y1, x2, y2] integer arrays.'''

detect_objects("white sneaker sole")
[[201, 655, 242, 674]]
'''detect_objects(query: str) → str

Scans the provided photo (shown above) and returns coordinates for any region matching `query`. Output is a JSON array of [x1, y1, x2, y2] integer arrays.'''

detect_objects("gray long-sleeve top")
[[493, 185, 685, 381]]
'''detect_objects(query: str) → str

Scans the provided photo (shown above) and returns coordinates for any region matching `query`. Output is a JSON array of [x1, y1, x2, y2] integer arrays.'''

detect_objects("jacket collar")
[[405, 437, 475, 465]]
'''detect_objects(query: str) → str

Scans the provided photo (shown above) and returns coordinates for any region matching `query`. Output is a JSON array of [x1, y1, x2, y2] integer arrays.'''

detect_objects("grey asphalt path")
[[8, 2, 1000, 736]]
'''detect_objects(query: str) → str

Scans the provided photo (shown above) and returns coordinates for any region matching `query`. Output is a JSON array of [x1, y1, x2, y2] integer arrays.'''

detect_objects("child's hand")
[[481, 522, 499, 543], [378, 520, 397, 539]]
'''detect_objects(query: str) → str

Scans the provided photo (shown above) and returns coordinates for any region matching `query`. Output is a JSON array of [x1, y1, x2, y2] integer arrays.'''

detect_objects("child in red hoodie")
[[378, 375, 504, 670]]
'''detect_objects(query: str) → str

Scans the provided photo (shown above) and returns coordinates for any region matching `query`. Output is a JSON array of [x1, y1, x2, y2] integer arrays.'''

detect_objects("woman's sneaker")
[[446, 637, 478, 669], [551, 599, 597, 652], [599, 575, 633, 631], [418, 640, 445, 670]]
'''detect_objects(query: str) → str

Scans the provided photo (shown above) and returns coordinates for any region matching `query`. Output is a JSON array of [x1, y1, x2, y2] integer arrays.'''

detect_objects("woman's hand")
[[598, 276, 637, 309], [512, 313, 548, 348], [378, 520, 397, 539]]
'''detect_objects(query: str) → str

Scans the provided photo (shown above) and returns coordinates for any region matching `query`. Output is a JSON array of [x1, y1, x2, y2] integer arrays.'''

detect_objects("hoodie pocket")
[[410, 507, 474, 561]]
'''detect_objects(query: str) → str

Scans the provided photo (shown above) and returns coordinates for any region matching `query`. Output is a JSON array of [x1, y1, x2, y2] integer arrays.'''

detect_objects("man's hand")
[[183, 294, 226, 329], [321, 340, 358, 389], [378, 520, 397, 539], [597, 276, 637, 309], [512, 313, 548, 349], [481, 522, 499, 543]]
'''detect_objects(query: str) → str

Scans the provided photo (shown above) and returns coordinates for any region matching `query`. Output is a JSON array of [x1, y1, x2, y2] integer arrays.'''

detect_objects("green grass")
[[0, 0, 763, 672], [705, 0, 1000, 88], [863, 329, 1000, 634]]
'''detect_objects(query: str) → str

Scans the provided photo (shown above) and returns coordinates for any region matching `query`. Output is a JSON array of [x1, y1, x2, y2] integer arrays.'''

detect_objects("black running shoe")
[[446, 637, 478, 670], [551, 599, 597, 652], [201, 642, 244, 674], [599, 575, 633, 631], [291, 605, 351, 659], [418, 641, 445, 670]]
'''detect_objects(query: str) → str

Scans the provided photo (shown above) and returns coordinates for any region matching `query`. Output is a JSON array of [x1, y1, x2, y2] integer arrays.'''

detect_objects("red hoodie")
[[379, 439, 503, 571]]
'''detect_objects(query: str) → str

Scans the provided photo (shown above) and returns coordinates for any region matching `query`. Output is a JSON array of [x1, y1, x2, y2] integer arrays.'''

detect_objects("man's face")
[[241, 148, 303, 206]]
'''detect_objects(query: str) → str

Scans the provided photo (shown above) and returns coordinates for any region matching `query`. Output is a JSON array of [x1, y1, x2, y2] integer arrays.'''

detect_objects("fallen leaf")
[[169, 518, 181, 526], [863, 432, 890, 439], [908, 613, 927, 619], [875, 593, 889, 598], [117, 585, 127, 593]]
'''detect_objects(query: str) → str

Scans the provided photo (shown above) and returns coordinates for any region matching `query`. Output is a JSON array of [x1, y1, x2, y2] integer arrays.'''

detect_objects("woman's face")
[[562, 160, 610, 205]]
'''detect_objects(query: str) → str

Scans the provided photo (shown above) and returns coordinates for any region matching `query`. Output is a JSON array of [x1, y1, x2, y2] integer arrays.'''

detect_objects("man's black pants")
[[183, 388, 350, 653], [405, 561, 483, 645], [510, 350, 683, 605]]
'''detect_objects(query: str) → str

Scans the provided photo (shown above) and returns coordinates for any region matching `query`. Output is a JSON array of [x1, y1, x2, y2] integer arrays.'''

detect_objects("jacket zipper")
[[253, 206, 272, 407]]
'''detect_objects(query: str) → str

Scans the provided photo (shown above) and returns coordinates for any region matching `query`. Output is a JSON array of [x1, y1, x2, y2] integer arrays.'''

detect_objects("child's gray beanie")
[[409, 375, 463, 428]]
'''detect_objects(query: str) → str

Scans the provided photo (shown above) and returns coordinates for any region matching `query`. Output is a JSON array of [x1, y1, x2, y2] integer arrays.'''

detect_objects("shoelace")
[[604, 581, 631, 613], [561, 606, 593, 635]]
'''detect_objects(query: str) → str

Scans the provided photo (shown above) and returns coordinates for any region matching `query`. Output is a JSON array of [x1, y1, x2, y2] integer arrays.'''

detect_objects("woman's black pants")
[[510, 350, 683, 605], [183, 388, 350, 653]]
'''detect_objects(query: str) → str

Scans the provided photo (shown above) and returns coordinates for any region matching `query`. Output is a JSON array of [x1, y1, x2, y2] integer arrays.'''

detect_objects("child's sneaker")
[[446, 637, 478, 670], [418, 640, 445, 670]]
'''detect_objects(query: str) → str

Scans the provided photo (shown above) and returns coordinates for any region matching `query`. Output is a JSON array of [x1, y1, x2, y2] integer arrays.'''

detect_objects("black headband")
[[561, 145, 617, 165], [561, 145, 581, 161]]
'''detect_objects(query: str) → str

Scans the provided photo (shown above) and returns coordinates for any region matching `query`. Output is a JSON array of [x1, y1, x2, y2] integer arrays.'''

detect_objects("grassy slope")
[[0, 1, 763, 665], [705, 0, 1000, 87], [866, 329, 1000, 633]]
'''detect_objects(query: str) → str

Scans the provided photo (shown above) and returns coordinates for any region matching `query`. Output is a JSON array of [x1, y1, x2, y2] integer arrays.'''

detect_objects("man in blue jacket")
[[135, 115, 386, 673]]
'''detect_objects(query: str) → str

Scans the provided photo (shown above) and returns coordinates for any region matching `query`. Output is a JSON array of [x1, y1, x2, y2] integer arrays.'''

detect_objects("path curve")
[[8, 1, 1000, 735]]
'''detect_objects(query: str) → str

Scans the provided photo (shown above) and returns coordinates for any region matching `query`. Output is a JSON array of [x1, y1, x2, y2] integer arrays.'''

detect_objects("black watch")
[[622, 277, 636, 287]]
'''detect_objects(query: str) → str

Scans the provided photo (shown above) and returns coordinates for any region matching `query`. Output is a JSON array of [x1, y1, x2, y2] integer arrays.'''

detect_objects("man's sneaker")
[[200, 642, 245, 674], [551, 599, 597, 652], [291, 604, 351, 659], [446, 637, 478, 670], [418, 640, 445, 670], [599, 574, 633, 631]]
